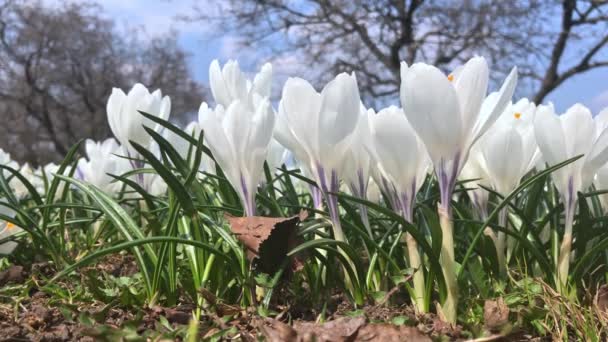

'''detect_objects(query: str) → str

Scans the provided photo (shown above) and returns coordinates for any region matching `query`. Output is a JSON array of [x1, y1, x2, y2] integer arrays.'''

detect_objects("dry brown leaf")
[[595, 284, 608, 312], [484, 297, 509, 331], [226, 211, 308, 274], [261, 316, 431, 342], [357, 324, 431, 342], [260, 318, 298, 341], [0, 265, 26, 286], [199, 287, 243, 317]]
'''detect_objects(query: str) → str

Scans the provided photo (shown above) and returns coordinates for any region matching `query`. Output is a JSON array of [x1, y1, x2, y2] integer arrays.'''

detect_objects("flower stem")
[[318, 167, 364, 304], [437, 203, 458, 324], [359, 203, 372, 238], [557, 200, 575, 294], [496, 208, 508, 277], [326, 191, 345, 242], [399, 190, 426, 313], [405, 232, 426, 313]]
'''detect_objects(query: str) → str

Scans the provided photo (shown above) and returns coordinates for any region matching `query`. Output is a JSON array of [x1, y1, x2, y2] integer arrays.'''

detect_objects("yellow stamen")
[[514, 112, 522, 119], [447, 74, 454, 82], [5, 222, 15, 231]]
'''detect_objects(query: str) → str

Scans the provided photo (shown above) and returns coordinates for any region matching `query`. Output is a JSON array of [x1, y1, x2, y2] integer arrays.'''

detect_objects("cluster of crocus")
[[3, 54, 608, 325], [198, 60, 276, 217], [466, 98, 539, 276], [534, 104, 608, 292], [400, 57, 518, 322]]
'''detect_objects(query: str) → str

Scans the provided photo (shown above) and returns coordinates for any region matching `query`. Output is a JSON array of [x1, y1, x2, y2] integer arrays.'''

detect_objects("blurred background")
[[0, 0, 606, 165]]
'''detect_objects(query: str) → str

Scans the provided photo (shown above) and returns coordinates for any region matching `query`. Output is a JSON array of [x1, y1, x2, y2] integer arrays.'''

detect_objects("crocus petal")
[[561, 104, 595, 158], [470, 67, 518, 145], [482, 126, 524, 194], [534, 105, 567, 167], [454, 56, 489, 136], [107, 88, 127, 145], [318, 73, 361, 146], [252, 63, 273, 98], [401, 63, 462, 163], [209, 59, 232, 107], [280, 77, 322, 158]]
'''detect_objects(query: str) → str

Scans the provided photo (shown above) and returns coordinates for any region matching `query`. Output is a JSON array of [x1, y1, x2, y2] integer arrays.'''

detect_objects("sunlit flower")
[[400, 57, 517, 323], [534, 103, 608, 291], [367, 105, 430, 312], [459, 146, 491, 220], [107, 83, 171, 158], [164, 121, 214, 175], [0, 149, 18, 179], [367, 106, 430, 221], [209, 59, 272, 109], [0, 203, 20, 255], [77, 138, 129, 195], [400, 57, 517, 209], [275, 73, 360, 241], [342, 105, 374, 235], [198, 99, 275, 216]]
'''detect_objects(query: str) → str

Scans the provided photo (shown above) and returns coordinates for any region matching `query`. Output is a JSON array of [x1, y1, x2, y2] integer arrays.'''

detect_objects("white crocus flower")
[[401, 57, 517, 209], [199, 98, 275, 216], [0, 149, 18, 179], [142, 172, 167, 197], [266, 138, 288, 174], [0, 149, 21, 198], [0, 201, 20, 255], [400, 56, 517, 323], [368, 106, 430, 221], [460, 147, 491, 220], [478, 109, 538, 276], [77, 138, 129, 195], [594, 108, 608, 211], [481, 124, 538, 196], [595, 164, 608, 212], [163, 121, 214, 175], [203, 63, 292, 199], [10, 164, 39, 198], [366, 178, 382, 204], [534, 103, 608, 292], [343, 106, 373, 200], [275, 73, 360, 242], [342, 105, 374, 236], [40, 163, 70, 199], [367, 105, 430, 313], [209, 59, 272, 109], [107, 83, 171, 159]]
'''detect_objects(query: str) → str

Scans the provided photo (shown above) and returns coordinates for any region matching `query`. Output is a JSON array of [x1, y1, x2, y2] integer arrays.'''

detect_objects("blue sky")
[[49, 0, 608, 113]]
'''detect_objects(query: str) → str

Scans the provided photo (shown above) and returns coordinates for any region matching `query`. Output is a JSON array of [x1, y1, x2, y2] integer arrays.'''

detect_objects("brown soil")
[[0, 256, 535, 341]]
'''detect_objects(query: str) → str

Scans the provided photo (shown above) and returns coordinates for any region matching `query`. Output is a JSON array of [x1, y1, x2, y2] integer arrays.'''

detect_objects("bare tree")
[[188, 0, 607, 107], [533, 0, 608, 104], [0, 0, 205, 165]]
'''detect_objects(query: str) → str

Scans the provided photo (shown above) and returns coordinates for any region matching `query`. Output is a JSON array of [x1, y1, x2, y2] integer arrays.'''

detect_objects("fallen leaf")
[[199, 287, 243, 317], [595, 284, 608, 312], [164, 308, 191, 325], [261, 317, 431, 342], [357, 324, 431, 342], [226, 211, 308, 274], [0, 265, 25, 286], [260, 318, 298, 342], [484, 297, 509, 331]]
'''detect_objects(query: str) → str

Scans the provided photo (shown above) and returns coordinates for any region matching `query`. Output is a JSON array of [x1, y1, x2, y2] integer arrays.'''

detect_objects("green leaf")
[[130, 141, 196, 216], [459, 154, 583, 278], [332, 191, 447, 295], [54, 174, 158, 298], [49, 236, 233, 284]]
